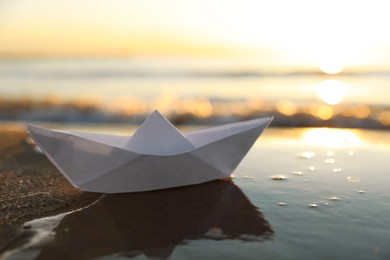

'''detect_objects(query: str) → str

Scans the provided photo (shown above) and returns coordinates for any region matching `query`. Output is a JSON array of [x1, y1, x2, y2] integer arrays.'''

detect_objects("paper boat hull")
[[27, 117, 272, 193]]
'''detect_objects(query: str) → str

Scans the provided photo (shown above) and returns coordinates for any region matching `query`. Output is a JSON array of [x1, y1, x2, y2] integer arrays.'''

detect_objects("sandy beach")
[[0, 125, 101, 250]]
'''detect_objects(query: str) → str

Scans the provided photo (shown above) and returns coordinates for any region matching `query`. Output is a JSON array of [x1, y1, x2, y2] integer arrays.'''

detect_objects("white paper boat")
[[27, 110, 273, 193]]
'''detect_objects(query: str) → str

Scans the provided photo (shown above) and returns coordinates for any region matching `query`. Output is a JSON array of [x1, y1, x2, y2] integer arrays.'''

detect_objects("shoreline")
[[0, 126, 101, 250]]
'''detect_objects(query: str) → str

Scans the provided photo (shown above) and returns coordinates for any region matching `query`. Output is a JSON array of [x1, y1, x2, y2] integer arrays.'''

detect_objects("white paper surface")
[[27, 110, 273, 193]]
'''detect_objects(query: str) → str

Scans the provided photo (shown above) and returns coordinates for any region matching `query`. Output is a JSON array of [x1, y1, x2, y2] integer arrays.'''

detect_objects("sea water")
[[1, 58, 390, 106]]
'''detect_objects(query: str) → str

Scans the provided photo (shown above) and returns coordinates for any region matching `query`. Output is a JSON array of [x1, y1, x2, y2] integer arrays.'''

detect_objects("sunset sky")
[[1, 0, 390, 71]]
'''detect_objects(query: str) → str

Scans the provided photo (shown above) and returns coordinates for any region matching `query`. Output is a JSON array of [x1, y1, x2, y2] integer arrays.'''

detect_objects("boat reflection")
[[36, 180, 273, 259]]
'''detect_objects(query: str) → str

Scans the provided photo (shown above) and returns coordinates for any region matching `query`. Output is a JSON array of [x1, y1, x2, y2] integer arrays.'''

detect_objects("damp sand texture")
[[0, 125, 100, 250]]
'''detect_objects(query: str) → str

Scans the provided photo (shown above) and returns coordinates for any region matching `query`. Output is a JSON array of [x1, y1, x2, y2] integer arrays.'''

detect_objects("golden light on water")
[[316, 80, 347, 105], [308, 104, 334, 120], [378, 111, 390, 126], [316, 105, 334, 120], [151, 91, 178, 115], [188, 98, 213, 118], [354, 105, 371, 119], [302, 128, 363, 148], [276, 100, 297, 116], [110, 97, 148, 115]]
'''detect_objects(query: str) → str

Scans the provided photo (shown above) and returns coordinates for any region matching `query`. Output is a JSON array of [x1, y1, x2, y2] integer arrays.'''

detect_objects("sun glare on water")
[[302, 128, 363, 148], [316, 80, 347, 105]]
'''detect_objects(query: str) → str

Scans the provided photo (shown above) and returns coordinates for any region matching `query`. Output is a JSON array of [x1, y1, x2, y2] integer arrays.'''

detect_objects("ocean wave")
[[1, 97, 389, 129]]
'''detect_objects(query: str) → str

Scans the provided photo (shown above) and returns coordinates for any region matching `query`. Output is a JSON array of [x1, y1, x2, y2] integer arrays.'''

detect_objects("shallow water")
[[3, 127, 390, 259]]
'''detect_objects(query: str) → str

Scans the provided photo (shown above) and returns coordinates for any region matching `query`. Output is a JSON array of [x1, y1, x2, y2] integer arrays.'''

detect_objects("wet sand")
[[0, 125, 101, 250]]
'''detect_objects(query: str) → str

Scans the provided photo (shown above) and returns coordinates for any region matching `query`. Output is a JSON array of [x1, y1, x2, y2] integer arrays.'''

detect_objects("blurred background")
[[1, 0, 390, 128]]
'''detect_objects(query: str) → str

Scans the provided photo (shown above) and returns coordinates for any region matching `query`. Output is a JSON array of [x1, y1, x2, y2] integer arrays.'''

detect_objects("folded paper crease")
[[27, 110, 273, 193]]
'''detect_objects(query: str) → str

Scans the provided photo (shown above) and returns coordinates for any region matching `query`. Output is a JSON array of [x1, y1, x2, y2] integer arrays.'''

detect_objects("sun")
[[319, 59, 345, 74]]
